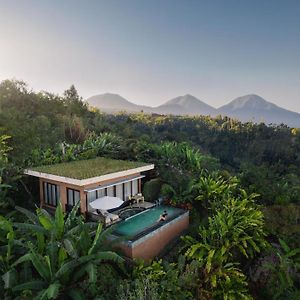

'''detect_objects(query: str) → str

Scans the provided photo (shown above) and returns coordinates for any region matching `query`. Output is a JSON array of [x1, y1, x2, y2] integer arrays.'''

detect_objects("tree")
[[0, 135, 16, 209], [63, 85, 87, 118]]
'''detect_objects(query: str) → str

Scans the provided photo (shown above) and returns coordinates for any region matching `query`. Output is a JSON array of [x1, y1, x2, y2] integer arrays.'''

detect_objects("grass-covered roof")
[[30, 157, 148, 180]]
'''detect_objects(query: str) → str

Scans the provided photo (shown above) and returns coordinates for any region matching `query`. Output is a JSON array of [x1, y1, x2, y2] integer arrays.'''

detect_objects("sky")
[[0, 0, 299, 111]]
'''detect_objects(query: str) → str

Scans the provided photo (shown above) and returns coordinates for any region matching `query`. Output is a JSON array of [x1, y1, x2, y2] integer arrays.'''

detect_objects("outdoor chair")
[[96, 209, 120, 226]]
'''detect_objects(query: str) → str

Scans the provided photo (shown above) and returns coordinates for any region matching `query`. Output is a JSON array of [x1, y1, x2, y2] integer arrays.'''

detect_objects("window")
[[43, 182, 60, 206], [67, 188, 80, 207]]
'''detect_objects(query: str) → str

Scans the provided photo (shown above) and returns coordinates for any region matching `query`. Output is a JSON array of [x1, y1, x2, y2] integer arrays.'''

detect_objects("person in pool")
[[158, 210, 168, 222]]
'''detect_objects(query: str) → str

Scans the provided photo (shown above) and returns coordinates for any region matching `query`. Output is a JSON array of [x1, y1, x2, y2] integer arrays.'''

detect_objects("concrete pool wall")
[[117, 211, 189, 260]]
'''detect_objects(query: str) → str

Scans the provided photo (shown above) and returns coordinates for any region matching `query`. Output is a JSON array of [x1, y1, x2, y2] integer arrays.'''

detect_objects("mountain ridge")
[[218, 94, 300, 127], [157, 94, 216, 115], [87, 93, 152, 113], [86, 93, 300, 127]]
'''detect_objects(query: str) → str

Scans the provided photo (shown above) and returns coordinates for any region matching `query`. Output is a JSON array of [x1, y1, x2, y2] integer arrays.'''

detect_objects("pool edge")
[[117, 211, 189, 260]]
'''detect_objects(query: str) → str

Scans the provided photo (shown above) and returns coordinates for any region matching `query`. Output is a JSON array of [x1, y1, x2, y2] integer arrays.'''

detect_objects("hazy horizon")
[[86, 92, 299, 112], [0, 0, 299, 112]]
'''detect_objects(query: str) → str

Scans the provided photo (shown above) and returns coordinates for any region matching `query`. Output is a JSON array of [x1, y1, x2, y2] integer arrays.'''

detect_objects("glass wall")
[[116, 184, 123, 199], [87, 188, 105, 205], [87, 190, 97, 204], [132, 179, 138, 195], [86, 177, 142, 206], [124, 182, 131, 201], [107, 186, 114, 197]]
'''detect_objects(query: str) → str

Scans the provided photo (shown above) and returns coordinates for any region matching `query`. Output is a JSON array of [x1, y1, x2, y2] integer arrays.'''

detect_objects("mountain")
[[218, 94, 300, 127], [87, 93, 151, 113], [155, 94, 216, 116], [87, 93, 216, 116], [87, 93, 300, 127]]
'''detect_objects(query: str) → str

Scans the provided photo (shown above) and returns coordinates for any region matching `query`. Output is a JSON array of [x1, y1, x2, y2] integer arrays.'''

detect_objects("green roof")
[[30, 157, 148, 180]]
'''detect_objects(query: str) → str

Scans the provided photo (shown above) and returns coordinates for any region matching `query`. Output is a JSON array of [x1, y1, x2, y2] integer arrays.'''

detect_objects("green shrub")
[[263, 205, 300, 248], [143, 178, 162, 202]]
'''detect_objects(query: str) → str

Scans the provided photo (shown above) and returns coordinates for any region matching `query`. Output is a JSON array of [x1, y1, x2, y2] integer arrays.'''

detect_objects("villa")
[[25, 157, 189, 260], [24, 157, 154, 215]]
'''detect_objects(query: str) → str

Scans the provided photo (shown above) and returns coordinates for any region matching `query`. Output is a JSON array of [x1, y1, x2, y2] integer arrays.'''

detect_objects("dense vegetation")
[[0, 79, 299, 299]]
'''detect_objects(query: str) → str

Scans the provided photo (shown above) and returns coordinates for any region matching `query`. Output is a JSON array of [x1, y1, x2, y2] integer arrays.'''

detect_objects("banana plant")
[[0, 216, 18, 294], [2, 203, 124, 299]]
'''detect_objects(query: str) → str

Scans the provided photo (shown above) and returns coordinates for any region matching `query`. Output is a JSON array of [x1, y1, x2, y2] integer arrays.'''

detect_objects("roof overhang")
[[85, 174, 145, 193], [24, 164, 154, 187]]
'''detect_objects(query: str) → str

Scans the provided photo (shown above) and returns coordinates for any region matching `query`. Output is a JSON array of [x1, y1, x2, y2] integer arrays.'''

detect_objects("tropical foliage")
[[263, 239, 300, 300], [117, 259, 193, 300], [0, 203, 124, 299], [182, 179, 267, 299], [0, 79, 299, 299]]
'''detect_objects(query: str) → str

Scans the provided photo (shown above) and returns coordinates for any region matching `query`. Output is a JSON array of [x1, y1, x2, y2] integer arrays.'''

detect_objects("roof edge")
[[24, 169, 83, 185], [24, 164, 154, 186]]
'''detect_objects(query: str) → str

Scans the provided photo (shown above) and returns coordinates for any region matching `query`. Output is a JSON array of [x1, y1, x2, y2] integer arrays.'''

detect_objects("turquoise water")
[[113, 205, 184, 237]]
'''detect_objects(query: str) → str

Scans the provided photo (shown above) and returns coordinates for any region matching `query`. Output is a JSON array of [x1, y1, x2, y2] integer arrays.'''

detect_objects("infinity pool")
[[113, 205, 184, 238]]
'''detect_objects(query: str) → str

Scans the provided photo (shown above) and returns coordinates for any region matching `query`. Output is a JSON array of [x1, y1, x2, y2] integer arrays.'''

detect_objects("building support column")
[[138, 179, 142, 194], [60, 184, 67, 212], [39, 178, 44, 208], [80, 188, 87, 216]]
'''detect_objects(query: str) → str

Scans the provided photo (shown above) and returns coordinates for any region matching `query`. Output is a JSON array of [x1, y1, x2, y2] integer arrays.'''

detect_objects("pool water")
[[113, 205, 184, 237]]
